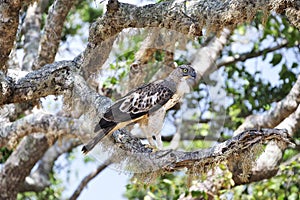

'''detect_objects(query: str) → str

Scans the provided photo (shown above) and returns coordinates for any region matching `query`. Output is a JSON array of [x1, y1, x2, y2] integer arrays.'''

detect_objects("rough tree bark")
[[33, 0, 77, 69], [0, 0, 299, 199], [0, 0, 35, 72]]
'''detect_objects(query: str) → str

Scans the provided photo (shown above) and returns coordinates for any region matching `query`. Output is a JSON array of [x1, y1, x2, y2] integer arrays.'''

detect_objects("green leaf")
[[110, 77, 118, 85], [270, 53, 282, 66], [191, 190, 203, 197], [291, 62, 298, 68]]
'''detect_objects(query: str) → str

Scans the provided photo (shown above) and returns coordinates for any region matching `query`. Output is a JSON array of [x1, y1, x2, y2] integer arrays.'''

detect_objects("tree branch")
[[284, 6, 300, 30], [2, 53, 292, 186], [216, 39, 290, 68], [33, 0, 77, 69], [178, 104, 300, 194], [230, 77, 300, 185], [0, 0, 35, 72], [161, 134, 226, 143], [89, 128, 294, 179], [0, 113, 83, 148], [0, 59, 295, 198], [0, 101, 37, 123], [21, 2, 43, 71], [0, 135, 52, 199], [19, 139, 81, 192], [69, 160, 111, 200], [241, 104, 300, 184], [276, 104, 300, 136], [83, 0, 299, 77], [192, 28, 232, 78], [0, 1, 298, 199], [0, 60, 78, 106], [127, 28, 179, 93]]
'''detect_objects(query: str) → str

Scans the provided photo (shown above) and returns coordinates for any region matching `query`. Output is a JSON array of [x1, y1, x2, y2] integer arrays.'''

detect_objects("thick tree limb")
[[240, 106, 300, 183], [33, 0, 77, 69], [105, 128, 293, 179], [83, 35, 116, 80], [21, 1, 47, 71], [0, 113, 82, 148], [19, 139, 81, 192], [276, 104, 300, 136], [0, 0, 35, 72], [0, 112, 81, 196], [83, 0, 202, 75], [230, 78, 300, 184], [0, 58, 296, 198], [1, 56, 296, 188], [162, 134, 226, 143], [127, 28, 180, 92], [0, 60, 78, 106], [3, 65, 293, 182], [83, 0, 299, 77], [0, 135, 52, 200], [179, 100, 300, 193], [0, 102, 37, 123], [0, 1, 298, 200], [243, 104, 300, 184], [284, 7, 300, 30], [239, 141, 282, 184]]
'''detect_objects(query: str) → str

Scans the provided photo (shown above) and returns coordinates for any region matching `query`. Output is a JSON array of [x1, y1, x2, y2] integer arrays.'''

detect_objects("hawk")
[[82, 65, 196, 154]]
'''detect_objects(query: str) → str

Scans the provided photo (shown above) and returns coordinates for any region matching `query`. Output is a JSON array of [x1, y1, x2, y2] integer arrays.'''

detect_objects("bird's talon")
[[144, 144, 158, 151]]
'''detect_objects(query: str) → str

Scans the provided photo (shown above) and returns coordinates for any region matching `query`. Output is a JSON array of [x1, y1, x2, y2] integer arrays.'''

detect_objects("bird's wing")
[[102, 80, 174, 123]]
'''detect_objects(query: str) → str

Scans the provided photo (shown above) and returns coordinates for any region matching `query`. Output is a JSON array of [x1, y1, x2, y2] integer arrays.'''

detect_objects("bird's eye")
[[183, 68, 188, 73]]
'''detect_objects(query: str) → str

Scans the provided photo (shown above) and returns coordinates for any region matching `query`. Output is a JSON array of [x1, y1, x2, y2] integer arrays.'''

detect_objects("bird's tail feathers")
[[82, 125, 116, 154], [94, 118, 116, 132]]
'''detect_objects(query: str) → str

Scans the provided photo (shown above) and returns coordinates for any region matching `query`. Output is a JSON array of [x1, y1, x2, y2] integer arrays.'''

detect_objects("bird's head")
[[169, 65, 197, 86], [179, 65, 197, 80]]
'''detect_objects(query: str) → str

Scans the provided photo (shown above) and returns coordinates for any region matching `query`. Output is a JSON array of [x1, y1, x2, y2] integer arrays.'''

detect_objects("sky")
[[55, 149, 129, 200]]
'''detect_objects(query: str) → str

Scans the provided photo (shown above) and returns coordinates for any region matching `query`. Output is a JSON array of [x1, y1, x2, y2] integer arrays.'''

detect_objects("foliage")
[[17, 172, 64, 200], [224, 13, 299, 130], [125, 173, 189, 200], [0, 147, 13, 163], [61, 0, 103, 41], [232, 159, 300, 200]]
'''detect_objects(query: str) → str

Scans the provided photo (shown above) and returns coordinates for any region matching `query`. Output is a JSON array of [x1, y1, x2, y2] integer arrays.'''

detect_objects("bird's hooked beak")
[[183, 71, 197, 85], [190, 70, 197, 79]]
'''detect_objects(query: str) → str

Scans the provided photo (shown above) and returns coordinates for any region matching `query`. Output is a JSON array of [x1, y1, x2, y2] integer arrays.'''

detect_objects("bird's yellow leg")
[[155, 135, 163, 150]]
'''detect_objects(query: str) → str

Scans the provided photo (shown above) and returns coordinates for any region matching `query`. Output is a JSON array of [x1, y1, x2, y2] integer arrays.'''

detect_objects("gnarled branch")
[[0, 60, 78, 106], [0, 0, 35, 71], [83, 0, 299, 77], [90, 128, 294, 186], [0, 135, 52, 200], [19, 139, 81, 192], [0, 113, 82, 148], [33, 0, 77, 69]]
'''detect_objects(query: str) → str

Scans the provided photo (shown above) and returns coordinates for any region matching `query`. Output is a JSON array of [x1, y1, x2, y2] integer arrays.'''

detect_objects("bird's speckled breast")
[[164, 78, 191, 110]]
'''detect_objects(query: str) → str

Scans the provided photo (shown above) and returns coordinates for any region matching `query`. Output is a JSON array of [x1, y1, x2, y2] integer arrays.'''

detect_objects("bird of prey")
[[82, 65, 196, 154]]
